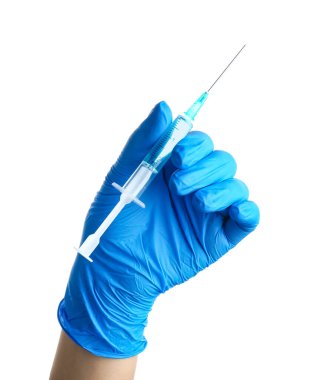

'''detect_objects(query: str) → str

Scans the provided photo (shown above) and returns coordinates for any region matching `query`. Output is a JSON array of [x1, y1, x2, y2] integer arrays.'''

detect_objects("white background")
[[1, 1, 310, 379]]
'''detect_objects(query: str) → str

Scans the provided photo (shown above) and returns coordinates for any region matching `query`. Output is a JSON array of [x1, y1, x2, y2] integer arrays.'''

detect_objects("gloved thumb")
[[106, 101, 173, 187]]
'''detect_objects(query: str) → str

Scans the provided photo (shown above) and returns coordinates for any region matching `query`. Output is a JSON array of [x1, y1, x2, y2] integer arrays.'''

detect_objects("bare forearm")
[[50, 331, 138, 380]]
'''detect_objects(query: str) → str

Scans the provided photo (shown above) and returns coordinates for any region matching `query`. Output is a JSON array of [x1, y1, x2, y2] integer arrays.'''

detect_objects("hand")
[[58, 102, 260, 358]]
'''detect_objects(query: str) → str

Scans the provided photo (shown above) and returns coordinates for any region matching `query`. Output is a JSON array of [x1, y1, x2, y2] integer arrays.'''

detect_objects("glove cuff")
[[58, 280, 156, 358]]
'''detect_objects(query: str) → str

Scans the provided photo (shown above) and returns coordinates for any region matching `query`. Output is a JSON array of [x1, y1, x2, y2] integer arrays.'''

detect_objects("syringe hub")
[[184, 91, 208, 121]]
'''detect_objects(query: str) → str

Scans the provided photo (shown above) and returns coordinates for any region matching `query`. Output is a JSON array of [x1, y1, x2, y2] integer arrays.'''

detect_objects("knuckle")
[[234, 179, 249, 196], [214, 150, 237, 173]]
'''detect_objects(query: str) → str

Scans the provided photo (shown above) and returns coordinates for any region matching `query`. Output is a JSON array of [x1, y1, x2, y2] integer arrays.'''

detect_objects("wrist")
[[50, 330, 138, 380], [58, 272, 156, 358]]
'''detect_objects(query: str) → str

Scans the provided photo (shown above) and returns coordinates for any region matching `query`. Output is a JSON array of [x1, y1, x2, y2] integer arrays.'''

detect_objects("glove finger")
[[171, 131, 214, 169], [106, 101, 172, 187], [169, 150, 237, 196], [192, 178, 249, 213], [222, 200, 260, 247]]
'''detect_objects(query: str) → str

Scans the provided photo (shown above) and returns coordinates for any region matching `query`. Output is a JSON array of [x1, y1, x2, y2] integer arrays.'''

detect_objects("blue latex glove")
[[58, 102, 260, 358]]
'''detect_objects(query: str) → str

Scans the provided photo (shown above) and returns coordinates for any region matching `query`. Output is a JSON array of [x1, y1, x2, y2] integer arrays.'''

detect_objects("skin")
[[49, 331, 137, 380]]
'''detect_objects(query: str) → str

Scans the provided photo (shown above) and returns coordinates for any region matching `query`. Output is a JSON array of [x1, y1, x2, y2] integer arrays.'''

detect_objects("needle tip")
[[207, 44, 247, 92]]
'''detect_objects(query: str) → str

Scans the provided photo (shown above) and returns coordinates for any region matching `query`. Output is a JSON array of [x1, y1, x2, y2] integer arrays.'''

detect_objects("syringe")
[[78, 44, 246, 262]]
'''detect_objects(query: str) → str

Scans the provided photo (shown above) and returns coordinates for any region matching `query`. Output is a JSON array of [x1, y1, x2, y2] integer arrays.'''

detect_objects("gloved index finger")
[[104, 102, 173, 190], [121, 101, 173, 166]]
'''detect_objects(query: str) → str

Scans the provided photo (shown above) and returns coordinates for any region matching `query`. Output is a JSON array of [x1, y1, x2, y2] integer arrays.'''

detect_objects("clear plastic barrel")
[[120, 114, 193, 203], [143, 114, 193, 172]]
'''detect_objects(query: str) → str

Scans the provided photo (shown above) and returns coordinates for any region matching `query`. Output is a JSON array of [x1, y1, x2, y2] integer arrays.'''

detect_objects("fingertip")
[[191, 178, 249, 214], [154, 101, 172, 125], [229, 200, 260, 230], [136, 101, 173, 145], [171, 149, 183, 168], [169, 171, 187, 196], [192, 191, 209, 213]]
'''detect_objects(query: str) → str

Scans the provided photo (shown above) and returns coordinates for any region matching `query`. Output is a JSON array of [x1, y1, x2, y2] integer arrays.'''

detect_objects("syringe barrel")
[[122, 114, 193, 202], [122, 164, 153, 202], [143, 114, 193, 172]]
